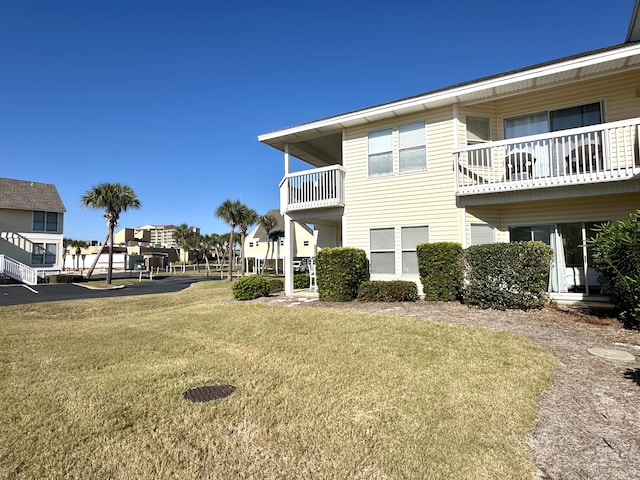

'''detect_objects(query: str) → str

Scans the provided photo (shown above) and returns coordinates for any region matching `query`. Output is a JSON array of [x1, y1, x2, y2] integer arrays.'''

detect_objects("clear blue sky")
[[0, 0, 634, 240]]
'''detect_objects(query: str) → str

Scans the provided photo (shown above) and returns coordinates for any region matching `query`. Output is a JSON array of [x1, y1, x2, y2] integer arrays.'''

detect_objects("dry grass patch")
[[0, 282, 555, 479]]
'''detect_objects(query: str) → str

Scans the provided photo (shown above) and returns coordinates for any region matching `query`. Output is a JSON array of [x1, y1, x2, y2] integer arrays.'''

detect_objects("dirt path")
[[262, 296, 640, 479]]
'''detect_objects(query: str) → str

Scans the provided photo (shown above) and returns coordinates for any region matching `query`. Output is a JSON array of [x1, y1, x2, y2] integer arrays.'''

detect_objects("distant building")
[[244, 209, 315, 274], [114, 228, 151, 245], [134, 224, 199, 248], [0, 177, 66, 283]]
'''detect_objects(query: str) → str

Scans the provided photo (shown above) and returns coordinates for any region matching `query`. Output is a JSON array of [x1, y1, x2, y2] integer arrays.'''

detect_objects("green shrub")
[[267, 278, 284, 294], [316, 247, 369, 302], [588, 211, 640, 329], [293, 273, 310, 289], [232, 275, 271, 300], [417, 242, 463, 301], [463, 241, 552, 310], [46, 274, 84, 284], [357, 280, 418, 302]]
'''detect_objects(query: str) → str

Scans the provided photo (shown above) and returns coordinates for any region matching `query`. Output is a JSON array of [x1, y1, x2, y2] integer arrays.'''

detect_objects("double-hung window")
[[401, 226, 429, 274], [370, 228, 395, 274], [33, 211, 58, 232], [368, 129, 393, 176], [368, 123, 427, 177], [470, 223, 495, 245], [399, 122, 426, 173], [32, 243, 56, 265]]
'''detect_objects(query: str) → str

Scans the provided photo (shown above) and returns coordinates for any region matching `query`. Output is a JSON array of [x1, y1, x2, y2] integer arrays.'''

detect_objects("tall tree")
[[215, 199, 243, 281], [259, 213, 277, 273], [174, 223, 194, 273], [238, 205, 258, 277], [81, 183, 141, 285]]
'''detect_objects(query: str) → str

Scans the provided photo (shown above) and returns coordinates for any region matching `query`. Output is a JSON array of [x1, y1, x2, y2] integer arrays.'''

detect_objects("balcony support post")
[[283, 213, 294, 295], [284, 143, 290, 176]]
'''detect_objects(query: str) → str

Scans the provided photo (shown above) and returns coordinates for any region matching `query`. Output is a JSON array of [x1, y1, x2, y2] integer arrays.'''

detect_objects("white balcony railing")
[[454, 118, 640, 195], [280, 165, 346, 212]]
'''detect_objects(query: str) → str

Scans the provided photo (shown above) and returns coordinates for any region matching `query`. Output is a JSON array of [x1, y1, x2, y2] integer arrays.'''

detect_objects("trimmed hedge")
[[232, 275, 271, 300], [267, 278, 284, 294], [417, 242, 463, 301], [357, 280, 418, 302], [316, 247, 369, 302], [294, 273, 310, 290], [463, 241, 553, 310], [588, 212, 640, 329], [46, 274, 85, 284]]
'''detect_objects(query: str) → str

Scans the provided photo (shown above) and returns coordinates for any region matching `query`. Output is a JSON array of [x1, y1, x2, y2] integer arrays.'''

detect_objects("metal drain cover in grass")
[[183, 384, 236, 403]]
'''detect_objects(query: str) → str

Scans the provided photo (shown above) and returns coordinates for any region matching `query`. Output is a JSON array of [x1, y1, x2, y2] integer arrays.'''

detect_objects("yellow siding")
[[243, 222, 315, 259], [492, 70, 640, 136], [467, 192, 640, 242], [344, 108, 460, 279]]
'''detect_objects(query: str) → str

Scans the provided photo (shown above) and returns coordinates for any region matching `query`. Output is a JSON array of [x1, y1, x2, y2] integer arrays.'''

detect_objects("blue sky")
[[0, 0, 634, 240]]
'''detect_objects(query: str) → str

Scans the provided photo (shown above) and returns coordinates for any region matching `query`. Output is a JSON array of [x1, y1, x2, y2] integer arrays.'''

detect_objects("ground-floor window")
[[370, 228, 395, 274], [401, 226, 429, 274], [509, 222, 603, 295], [32, 243, 57, 265], [370, 226, 429, 275], [470, 223, 495, 245]]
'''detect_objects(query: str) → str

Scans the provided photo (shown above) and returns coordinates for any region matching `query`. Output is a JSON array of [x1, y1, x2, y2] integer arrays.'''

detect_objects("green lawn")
[[0, 281, 555, 479]]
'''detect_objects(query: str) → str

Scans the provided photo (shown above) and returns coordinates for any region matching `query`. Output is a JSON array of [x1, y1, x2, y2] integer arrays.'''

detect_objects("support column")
[[284, 213, 294, 294], [460, 205, 467, 248], [284, 144, 290, 176]]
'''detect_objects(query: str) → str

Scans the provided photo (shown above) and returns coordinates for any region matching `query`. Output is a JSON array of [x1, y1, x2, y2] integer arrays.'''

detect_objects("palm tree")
[[174, 223, 193, 273], [199, 233, 214, 275], [215, 199, 244, 281], [238, 205, 258, 277], [259, 213, 277, 274], [81, 183, 141, 285], [70, 239, 89, 270]]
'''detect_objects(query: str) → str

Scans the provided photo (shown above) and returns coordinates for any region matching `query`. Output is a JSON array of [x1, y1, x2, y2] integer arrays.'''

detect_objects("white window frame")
[[401, 226, 429, 275], [370, 227, 395, 274], [367, 128, 393, 177], [470, 223, 495, 246], [399, 122, 427, 173], [368, 122, 428, 177]]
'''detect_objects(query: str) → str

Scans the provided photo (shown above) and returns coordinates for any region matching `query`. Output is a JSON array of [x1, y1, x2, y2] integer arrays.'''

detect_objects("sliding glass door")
[[509, 222, 603, 295]]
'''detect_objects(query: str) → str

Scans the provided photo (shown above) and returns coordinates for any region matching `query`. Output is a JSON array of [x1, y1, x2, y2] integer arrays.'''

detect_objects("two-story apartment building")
[[0, 177, 66, 284], [259, 5, 640, 299]]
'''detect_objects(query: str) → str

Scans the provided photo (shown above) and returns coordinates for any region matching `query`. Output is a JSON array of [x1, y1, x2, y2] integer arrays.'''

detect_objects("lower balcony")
[[280, 165, 345, 212], [454, 118, 640, 195]]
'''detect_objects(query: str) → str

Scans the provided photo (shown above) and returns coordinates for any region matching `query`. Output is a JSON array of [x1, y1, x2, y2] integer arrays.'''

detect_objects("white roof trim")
[[259, 43, 640, 142]]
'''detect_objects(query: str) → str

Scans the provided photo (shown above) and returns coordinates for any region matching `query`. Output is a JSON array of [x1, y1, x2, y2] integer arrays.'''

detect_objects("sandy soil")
[[259, 295, 640, 480]]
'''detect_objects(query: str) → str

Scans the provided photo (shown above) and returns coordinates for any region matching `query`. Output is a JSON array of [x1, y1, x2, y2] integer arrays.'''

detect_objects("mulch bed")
[[262, 296, 640, 480]]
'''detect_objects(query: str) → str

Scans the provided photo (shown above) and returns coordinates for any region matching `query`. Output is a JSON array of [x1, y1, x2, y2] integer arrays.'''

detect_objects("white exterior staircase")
[[0, 255, 39, 285]]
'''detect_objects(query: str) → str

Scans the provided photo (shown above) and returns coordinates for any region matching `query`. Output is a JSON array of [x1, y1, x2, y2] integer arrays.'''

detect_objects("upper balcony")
[[453, 118, 640, 196], [280, 165, 346, 213]]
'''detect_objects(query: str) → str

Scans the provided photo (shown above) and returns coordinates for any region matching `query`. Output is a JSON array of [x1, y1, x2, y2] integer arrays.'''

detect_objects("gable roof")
[[0, 177, 66, 212], [627, 0, 640, 42]]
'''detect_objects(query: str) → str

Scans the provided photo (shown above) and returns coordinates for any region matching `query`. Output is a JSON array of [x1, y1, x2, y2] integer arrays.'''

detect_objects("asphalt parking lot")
[[0, 276, 215, 306]]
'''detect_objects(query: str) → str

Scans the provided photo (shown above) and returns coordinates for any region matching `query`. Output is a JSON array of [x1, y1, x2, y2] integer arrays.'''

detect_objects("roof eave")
[[258, 43, 640, 147]]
